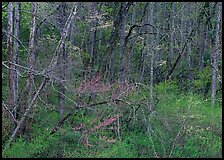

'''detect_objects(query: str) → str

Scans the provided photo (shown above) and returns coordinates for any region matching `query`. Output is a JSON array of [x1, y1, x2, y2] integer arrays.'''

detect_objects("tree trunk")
[[168, 2, 175, 73], [140, 5, 148, 82], [22, 2, 37, 136], [199, 24, 208, 70], [140, 36, 147, 83], [126, 2, 136, 82], [211, 2, 221, 107], [67, 15, 75, 80], [109, 45, 115, 83], [179, 3, 185, 89], [155, 3, 161, 84], [89, 2, 97, 69], [118, 2, 127, 84], [187, 4, 192, 92], [58, 2, 66, 120], [13, 2, 20, 119], [147, 2, 154, 110], [7, 2, 14, 131]]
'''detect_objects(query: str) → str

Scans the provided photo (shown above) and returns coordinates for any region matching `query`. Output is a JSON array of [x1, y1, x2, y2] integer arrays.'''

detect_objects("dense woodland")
[[2, 2, 222, 158]]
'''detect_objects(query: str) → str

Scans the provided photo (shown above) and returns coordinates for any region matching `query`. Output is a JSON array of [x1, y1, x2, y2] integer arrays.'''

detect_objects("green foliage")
[[192, 66, 211, 95]]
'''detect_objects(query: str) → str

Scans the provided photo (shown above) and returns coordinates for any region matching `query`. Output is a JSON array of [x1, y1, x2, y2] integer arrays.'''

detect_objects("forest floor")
[[2, 80, 222, 158]]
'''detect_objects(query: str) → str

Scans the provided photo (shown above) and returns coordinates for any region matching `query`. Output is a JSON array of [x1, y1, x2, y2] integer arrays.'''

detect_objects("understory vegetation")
[[2, 77, 222, 158]]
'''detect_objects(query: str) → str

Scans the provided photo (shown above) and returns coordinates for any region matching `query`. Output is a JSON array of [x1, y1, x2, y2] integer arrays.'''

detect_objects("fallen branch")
[[46, 112, 73, 138]]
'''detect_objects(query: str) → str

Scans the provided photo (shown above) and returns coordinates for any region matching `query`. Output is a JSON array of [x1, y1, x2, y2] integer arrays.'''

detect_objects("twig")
[[2, 102, 19, 124]]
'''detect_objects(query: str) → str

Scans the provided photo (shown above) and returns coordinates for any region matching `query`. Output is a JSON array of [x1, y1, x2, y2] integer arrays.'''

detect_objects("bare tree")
[[13, 2, 20, 119], [211, 2, 221, 107], [7, 2, 15, 131]]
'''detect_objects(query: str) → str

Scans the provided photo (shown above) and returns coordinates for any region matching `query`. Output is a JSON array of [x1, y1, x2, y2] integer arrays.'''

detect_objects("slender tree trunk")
[[199, 24, 208, 70], [22, 2, 37, 136], [7, 2, 14, 131], [211, 2, 221, 107], [109, 45, 115, 83], [58, 2, 66, 120], [179, 3, 185, 89], [97, 3, 103, 67], [13, 2, 20, 119], [140, 4, 148, 82], [187, 4, 192, 92], [59, 44, 66, 120], [147, 2, 154, 110], [89, 2, 97, 69], [155, 3, 161, 84], [169, 2, 175, 74], [67, 14, 75, 80], [97, 28, 102, 68], [140, 36, 147, 83], [126, 2, 136, 82], [118, 2, 127, 84]]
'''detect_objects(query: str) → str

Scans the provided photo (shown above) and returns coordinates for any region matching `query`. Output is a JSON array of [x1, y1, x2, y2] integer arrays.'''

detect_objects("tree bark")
[[169, 2, 175, 72], [118, 2, 127, 84], [13, 2, 20, 119], [67, 14, 75, 80], [147, 2, 154, 110], [58, 2, 66, 120], [7, 2, 14, 130], [89, 2, 97, 69], [126, 2, 136, 82], [155, 3, 161, 84], [21, 2, 37, 136], [211, 2, 221, 107], [109, 46, 115, 83], [187, 4, 192, 92], [179, 3, 185, 89]]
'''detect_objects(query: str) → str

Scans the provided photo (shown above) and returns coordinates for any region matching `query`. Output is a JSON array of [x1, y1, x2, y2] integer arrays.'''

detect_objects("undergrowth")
[[2, 80, 222, 158]]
